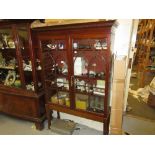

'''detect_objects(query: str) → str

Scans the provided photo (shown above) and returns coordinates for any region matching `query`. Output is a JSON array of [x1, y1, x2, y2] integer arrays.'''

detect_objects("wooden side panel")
[[0, 93, 37, 117]]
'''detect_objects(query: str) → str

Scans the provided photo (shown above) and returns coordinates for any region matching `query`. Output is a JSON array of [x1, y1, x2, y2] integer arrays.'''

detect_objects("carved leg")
[[35, 122, 44, 130], [103, 119, 108, 135], [51, 110, 53, 120], [46, 104, 52, 129], [103, 114, 110, 135], [57, 111, 60, 119]]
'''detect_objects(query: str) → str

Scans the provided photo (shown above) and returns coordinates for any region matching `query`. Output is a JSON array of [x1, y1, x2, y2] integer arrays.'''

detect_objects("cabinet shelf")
[[0, 48, 16, 51], [0, 66, 17, 70], [74, 75, 105, 80], [73, 49, 107, 52], [74, 90, 105, 97], [46, 85, 70, 93], [43, 48, 67, 52], [47, 74, 68, 78]]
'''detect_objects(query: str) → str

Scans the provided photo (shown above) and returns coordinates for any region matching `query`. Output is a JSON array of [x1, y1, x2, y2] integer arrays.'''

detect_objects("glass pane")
[[41, 39, 68, 80], [88, 95, 104, 113], [75, 94, 88, 110], [75, 93, 104, 113], [73, 38, 107, 79], [33, 47, 43, 91], [0, 27, 22, 88], [74, 57, 88, 76], [73, 38, 108, 50], [73, 37, 106, 114], [45, 76, 70, 108], [49, 91, 70, 107], [17, 26, 34, 91]]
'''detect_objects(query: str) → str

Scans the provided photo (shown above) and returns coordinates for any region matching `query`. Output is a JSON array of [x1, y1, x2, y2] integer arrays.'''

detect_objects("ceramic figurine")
[[2, 34, 9, 48], [73, 42, 78, 49], [36, 59, 42, 70], [89, 70, 96, 77], [4, 70, 16, 86], [8, 58, 16, 68], [47, 43, 57, 49], [102, 41, 107, 49], [0, 53, 6, 67], [23, 60, 32, 71], [0, 40, 3, 49], [94, 40, 102, 50], [26, 82, 34, 91], [7, 38, 15, 48], [58, 43, 64, 49], [51, 44, 57, 49]]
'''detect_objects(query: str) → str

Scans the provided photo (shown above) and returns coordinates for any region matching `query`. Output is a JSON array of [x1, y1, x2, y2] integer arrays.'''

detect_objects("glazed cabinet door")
[[39, 35, 72, 108], [16, 24, 37, 91], [0, 26, 23, 89], [70, 33, 110, 115]]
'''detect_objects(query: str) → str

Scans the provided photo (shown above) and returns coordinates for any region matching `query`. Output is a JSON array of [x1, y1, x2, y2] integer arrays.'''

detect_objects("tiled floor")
[[122, 73, 155, 135], [0, 114, 102, 135]]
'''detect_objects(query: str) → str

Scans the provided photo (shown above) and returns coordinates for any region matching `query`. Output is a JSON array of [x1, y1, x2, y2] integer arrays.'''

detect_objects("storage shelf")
[[73, 48, 107, 52], [0, 66, 17, 70], [74, 90, 105, 97], [46, 86, 70, 93], [0, 48, 16, 51], [43, 48, 67, 52], [74, 75, 105, 80]]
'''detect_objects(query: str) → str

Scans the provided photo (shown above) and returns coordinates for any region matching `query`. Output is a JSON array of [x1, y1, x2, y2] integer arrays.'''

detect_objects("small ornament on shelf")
[[0, 40, 4, 49], [7, 58, 16, 68], [2, 34, 9, 49], [73, 42, 78, 49], [4, 70, 16, 86], [94, 40, 102, 50], [0, 53, 6, 67], [47, 43, 57, 49], [36, 59, 42, 70], [7, 38, 15, 49], [58, 43, 64, 49], [14, 75, 21, 88], [26, 82, 35, 91], [23, 60, 32, 71]]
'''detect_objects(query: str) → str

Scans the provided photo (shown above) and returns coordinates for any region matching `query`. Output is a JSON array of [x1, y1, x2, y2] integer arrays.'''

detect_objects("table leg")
[[57, 111, 60, 119], [46, 104, 52, 129]]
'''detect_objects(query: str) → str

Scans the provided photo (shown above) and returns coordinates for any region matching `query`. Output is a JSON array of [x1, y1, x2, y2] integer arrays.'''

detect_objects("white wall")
[[123, 20, 139, 111], [114, 19, 133, 56], [52, 19, 134, 131]]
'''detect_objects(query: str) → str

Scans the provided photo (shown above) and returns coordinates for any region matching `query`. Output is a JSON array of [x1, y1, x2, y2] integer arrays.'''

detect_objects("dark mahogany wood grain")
[[0, 20, 46, 130], [35, 20, 116, 134]]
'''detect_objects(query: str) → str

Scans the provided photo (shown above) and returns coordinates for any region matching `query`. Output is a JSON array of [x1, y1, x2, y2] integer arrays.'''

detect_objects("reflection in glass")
[[50, 91, 70, 107], [0, 28, 21, 88], [74, 57, 88, 76], [75, 94, 88, 110], [17, 26, 34, 91], [89, 96, 104, 112]]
